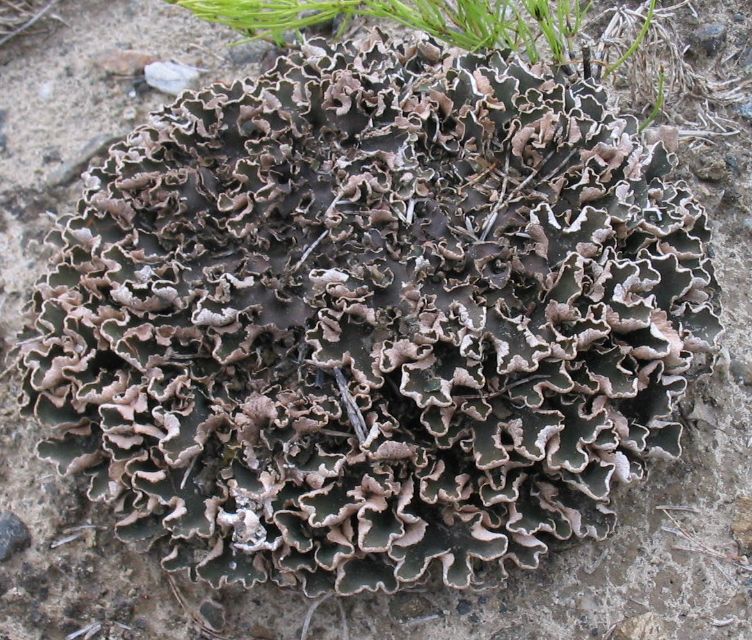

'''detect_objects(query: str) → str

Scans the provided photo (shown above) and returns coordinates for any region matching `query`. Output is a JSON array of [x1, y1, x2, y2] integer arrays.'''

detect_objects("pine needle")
[[167, 0, 591, 62]]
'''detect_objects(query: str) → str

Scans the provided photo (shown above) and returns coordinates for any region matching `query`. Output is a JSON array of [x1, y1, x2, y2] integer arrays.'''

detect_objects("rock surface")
[[46, 132, 123, 187]]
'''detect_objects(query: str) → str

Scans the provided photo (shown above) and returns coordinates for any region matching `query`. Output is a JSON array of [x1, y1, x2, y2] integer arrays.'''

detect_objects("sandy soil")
[[1, 1, 751, 639]]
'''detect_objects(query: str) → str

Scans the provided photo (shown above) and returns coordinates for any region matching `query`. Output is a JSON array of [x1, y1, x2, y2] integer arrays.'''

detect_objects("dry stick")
[[333, 367, 368, 443], [179, 454, 198, 489], [290, 194, 343, 273], [711, 617, 738, 628], [301, 592, 350, 640], [301, 593, 333, 640], [654, 504, 700, 513], [457, 161, 498, 195], [290, 229, 330, 274], [584, 548, 609, 575], [0, 0, 60, 47], [50, 532, 84, 549], [480, 147, 578, 242], [319, 428, 357, 439], [405, 197, 416, 225], [165, 573, 230, 640], [659, 508, 750, 571], [479, 154, 510, 241], [453, 373, 551, 402], [64, 622, 102, 640], [334, 597, 350, 640]]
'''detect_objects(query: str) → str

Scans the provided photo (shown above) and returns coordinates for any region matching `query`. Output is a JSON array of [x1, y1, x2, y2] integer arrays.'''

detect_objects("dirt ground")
[[0, 1, 751, 639]]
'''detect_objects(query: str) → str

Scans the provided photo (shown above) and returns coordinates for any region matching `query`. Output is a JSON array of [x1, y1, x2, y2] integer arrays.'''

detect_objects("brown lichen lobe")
[[18, 31, 721, 596]]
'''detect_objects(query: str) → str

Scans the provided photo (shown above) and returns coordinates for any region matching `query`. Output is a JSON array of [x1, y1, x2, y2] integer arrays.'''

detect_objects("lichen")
[[19, 31, 721, 596]]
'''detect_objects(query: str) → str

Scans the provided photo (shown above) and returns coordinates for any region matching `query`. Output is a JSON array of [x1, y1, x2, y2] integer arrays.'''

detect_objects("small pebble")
[[725, 153, 741, 175], [144, 61, 200, 96], [456, 598, 472, 615], [0, 512, 31, 561], [739, 102, 752, 122], [38, 80, 55, 101], [96, 49, 157, 76], [691, 23, 727, 56]]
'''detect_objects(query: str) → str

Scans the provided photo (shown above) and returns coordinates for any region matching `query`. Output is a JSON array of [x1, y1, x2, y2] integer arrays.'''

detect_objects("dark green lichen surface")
[[19, 32, 721, 596]]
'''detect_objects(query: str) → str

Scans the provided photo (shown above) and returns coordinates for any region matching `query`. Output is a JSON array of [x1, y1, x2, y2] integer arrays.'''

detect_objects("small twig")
[[402, 613, 442, 626], [627, 596, 649, 608], [319, 428, 357, 439], [582, 45, 592, 79], [654, 504, 700, 513], [712, 558, 738, 586], [659, 509, 748, 572], [65, 622, 102, 640], [302, 592, 350, 640], [65, 524, 103, 532], [186, 42, 227, 62], [290, 229, 330, 274], [289, 193, 342, 273], [165, 573, 230, 640], [0, 0, 61, 47], [464, 216, 476, 238], [711, 617, 737, 628], [180, 455, 198, 490], [480, 155, 510, 241], [335, 597, 350, 640], [457, 162, 497, 195], [333, 368, 368, 443], [50, 532, 84, 549], [480, 147, 578, 242], [405, 198, 416, 225], [50, 523, 103, 548], [454, 374, 551, 402]]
